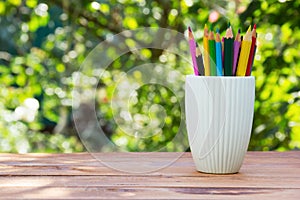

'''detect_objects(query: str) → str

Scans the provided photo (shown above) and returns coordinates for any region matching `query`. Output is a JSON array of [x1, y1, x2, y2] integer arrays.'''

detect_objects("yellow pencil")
[[203, 24, 210, 76], [236, 26, 252, 76]]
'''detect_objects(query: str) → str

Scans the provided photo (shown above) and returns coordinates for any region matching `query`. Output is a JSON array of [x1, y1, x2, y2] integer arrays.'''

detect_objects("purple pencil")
[[188, 27, 199, 75], [232, 29, 241, 75]]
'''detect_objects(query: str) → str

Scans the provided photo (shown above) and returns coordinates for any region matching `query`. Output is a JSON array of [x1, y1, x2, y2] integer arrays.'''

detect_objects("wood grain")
[[0, 152, 299, 199]]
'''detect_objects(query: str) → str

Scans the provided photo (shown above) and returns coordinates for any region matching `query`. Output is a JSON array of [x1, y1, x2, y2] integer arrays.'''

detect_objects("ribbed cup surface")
[[185, 75, 255, 174]]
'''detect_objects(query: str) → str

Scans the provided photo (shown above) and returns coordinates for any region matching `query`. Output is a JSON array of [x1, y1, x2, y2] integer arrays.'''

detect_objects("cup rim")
[[186, 75, 255, 80]]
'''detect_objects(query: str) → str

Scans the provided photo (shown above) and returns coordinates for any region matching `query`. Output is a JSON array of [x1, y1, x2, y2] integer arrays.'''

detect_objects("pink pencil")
[[188, 27, 199, 75], [232, 29, 241, 75]]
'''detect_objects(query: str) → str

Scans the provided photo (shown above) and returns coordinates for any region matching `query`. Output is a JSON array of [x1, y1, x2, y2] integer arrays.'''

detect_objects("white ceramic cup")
[[185, 75, 255, 174]]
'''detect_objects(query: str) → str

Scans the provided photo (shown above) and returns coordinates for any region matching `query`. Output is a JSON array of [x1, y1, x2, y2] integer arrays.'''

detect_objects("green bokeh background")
[[0, 0, 299, 153]]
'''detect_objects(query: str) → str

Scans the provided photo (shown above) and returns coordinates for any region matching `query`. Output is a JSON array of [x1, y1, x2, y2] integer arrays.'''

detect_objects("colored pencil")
[[245, 24, 257, 76], [251, 45, 257, 69], [203, 24, 210, 76], [188, 27, 199, 75], [215, 29, 223, 76], [187, 23, 257, 77], [232, 29, 241, 75], [208, 29, 216, 76], [236, 26, 252, 76], [224, 26, 234, 76], [196, 43, 205, 76], [222, 36, 224, 71]]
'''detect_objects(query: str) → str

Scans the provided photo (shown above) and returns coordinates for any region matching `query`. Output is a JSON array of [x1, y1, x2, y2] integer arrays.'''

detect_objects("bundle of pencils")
[[188, 24, 257, 76]]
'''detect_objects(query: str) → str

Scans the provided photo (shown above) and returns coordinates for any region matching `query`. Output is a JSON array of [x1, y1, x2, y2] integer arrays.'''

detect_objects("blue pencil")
[[215, 29, 223, 76]]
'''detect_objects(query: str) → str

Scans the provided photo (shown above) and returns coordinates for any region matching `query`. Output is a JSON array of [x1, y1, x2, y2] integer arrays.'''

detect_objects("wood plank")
[[0, 152, 299, 199], [0, 152, 299, 176], [0, 175, 299, 188], [0, 186, 299, 199]]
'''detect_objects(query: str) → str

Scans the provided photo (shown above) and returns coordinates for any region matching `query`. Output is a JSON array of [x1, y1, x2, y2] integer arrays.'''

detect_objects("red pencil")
[[245, 24, 257, 76]]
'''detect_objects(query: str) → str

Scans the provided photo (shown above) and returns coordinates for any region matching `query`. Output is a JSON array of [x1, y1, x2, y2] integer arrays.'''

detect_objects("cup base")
[[196, 169, 239, 175]]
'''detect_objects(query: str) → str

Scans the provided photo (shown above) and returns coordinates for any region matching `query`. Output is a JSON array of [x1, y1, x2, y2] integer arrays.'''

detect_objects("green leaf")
[[26, 0, 37, 8], [124, 17, 138, 29], [8, 0, 21, 6], [0, 1, 5, 14]]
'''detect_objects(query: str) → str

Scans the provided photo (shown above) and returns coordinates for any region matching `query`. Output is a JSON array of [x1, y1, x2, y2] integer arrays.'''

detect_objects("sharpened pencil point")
[[247, 25, 251, 32], [253, 24, 257, 29], [228, 22, 231, 27], [188, 26, 192, 32], [238, 28, 241, 33], [210, 24, 213, 31], [216, 28, 220, 33]]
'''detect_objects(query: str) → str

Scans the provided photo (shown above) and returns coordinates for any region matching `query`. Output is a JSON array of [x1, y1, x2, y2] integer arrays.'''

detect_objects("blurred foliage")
[[0, 0, 299, 153]]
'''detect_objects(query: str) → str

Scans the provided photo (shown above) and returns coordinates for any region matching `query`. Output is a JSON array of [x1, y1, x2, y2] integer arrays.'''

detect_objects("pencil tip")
[[238, 28, 241, 33], [253, 24, 257, 29], [188, 26, 192, 32], [228, 21, 231, 27], [204, 24, 207, 29], [247, 25, 251, 32], [209, 24, 213, 31], [216, 28, 220, 33]]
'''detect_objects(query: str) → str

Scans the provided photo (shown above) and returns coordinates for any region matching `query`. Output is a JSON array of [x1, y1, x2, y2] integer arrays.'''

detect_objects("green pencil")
[[224, 26, 234, 76], [208, 30, 216, 76]]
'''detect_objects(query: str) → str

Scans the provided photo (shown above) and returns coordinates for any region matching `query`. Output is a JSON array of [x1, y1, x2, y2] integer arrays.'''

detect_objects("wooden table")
[[0, 152, 299, 199]]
